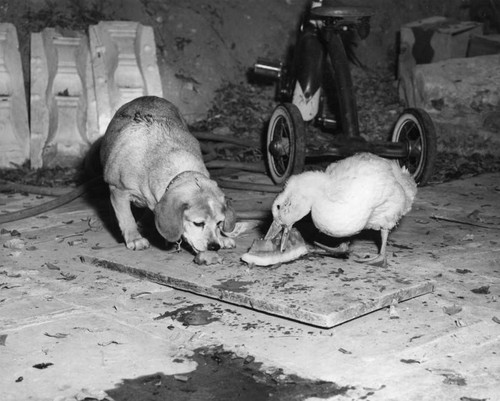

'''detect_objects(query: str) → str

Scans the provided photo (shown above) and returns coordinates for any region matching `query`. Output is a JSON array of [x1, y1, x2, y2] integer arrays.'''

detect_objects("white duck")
[[265, 153, 417, 266]]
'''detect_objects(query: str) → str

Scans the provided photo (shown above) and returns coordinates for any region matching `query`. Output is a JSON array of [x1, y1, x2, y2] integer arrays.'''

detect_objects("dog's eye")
[[193, 221, 205, 228]]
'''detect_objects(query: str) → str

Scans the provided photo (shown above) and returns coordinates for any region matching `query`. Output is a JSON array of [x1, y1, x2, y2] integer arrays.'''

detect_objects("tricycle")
[[254, 0, 437, 186]]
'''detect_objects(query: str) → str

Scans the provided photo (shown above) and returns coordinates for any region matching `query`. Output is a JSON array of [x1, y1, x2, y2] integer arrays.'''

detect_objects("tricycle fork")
[[320, 20, 360, 138]]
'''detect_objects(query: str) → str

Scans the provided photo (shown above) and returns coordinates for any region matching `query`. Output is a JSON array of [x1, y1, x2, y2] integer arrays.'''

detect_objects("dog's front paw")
[[194, 251, 223, 265], [126, 237, 150, 250], [220, 237, 236, 249]]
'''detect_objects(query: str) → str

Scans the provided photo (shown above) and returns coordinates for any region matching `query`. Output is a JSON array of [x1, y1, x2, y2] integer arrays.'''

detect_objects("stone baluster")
[[89, 21, 162, 135], [0, 23, 29, 168], [109, 24, 145, 105], [30, 29, 98, 168]]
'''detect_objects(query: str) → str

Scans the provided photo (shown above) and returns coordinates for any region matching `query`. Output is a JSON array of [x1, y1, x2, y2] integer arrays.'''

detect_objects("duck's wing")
[[325, 152, 390, 176], [321, 155, 414, 231], [312, 168, 376, 237], [324, 155, 391, 204]]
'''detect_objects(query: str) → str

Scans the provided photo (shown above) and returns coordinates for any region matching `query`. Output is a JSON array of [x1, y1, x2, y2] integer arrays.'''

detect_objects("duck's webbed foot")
[[353, 228, 389, 267], [353, 253, 387, 268]]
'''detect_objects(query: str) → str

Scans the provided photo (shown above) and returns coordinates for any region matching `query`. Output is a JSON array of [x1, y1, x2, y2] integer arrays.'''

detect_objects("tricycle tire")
[[266, 103, 306, 185], [391, 108, 437, 186]]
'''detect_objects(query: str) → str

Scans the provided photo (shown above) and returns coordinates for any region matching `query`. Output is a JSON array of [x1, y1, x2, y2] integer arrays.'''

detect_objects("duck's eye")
[[193, 221, 205, 228]]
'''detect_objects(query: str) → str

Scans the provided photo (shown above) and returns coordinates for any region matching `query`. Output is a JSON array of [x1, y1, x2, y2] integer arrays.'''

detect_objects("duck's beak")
[[264, 220, 291, 253], [264, 220, 282, 240]]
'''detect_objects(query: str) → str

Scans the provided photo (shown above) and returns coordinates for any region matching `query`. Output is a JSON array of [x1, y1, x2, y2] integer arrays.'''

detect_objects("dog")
[[100, 96, 237, 260]]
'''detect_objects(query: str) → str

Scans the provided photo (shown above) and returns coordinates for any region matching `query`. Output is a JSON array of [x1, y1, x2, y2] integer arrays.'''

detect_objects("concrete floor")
[[1, 172, 499, 401]]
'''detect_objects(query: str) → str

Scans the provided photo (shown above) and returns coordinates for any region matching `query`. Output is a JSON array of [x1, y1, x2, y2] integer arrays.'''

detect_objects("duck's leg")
[[375, 228, 389, 267], [313, 241, 350, 257], [353, 228, 389, 267]]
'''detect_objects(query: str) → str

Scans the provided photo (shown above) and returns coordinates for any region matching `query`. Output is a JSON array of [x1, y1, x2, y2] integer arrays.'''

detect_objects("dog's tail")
[[83, 136, 104, 180]]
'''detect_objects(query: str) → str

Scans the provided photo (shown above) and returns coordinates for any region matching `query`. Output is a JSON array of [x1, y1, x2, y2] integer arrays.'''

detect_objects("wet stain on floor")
[[106, 346, 352, 401], [153, 304, 219, 326], [214, 279, 255, 293]]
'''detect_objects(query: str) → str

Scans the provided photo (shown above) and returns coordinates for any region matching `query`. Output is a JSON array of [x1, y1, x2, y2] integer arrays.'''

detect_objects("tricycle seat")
[[310, 0, 372, 19]]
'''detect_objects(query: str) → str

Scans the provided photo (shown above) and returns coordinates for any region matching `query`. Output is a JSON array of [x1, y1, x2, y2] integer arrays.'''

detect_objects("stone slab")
[[79, 227, 436, 328], [398, 16, 483, 107], [412, 54, 500, 153], [0, 181, 438, 329]]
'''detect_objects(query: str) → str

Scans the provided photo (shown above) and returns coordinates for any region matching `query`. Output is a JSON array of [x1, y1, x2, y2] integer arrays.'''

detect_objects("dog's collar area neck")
[[165, 170, 203, 193]]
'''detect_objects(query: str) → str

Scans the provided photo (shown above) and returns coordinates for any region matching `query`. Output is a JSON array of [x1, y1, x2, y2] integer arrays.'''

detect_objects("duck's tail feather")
[[394, 164, 418, 213]]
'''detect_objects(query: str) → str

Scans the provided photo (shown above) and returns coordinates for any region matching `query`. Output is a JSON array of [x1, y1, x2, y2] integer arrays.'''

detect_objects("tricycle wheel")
[[266, 103, 306, 185], [391, 108, 437, 186]]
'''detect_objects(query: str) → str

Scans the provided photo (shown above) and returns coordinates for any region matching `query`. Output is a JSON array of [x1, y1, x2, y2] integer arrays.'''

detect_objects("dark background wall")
[[2, 0, 467, 121]]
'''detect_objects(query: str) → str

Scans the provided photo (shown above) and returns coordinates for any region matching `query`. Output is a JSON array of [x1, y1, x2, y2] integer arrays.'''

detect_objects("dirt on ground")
[[1, 3, 500, 401]]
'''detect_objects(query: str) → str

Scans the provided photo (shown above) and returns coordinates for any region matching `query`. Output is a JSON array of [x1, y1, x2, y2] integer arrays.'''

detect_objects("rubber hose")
[[217, 179, 282, 193], [0, 180, 70, 196], [0, 176, 102, 225]]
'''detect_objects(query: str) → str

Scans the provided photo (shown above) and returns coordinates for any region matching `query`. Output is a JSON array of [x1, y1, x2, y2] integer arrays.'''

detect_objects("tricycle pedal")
[[253, 58, 283, 80]]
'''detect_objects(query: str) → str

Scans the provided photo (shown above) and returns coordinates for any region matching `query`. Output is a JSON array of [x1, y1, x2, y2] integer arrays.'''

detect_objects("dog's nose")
[[207, 242, 221, 252]]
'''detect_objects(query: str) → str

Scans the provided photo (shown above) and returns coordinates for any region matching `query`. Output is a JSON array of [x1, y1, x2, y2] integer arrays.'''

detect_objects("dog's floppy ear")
[[154, 190, 187, 242], [222, 199, 237, 233]]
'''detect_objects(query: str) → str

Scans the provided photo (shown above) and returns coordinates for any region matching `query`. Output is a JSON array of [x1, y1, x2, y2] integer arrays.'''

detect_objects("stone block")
[[413, 54, 500, 154], [89, 21, 162, 135], [0, 23, 30, 168], [399, 16, 483, 107], [30, 28, 98, 168], [467, 34, 500, 57]]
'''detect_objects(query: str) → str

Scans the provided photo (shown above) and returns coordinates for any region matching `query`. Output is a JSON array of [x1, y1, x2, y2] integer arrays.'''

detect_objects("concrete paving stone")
[[1, 314, 198, 401], [1, 172, 499, 400]]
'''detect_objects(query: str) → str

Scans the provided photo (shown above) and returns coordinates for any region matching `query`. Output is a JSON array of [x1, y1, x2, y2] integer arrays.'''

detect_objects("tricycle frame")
[[255, 2, 437, 185]]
